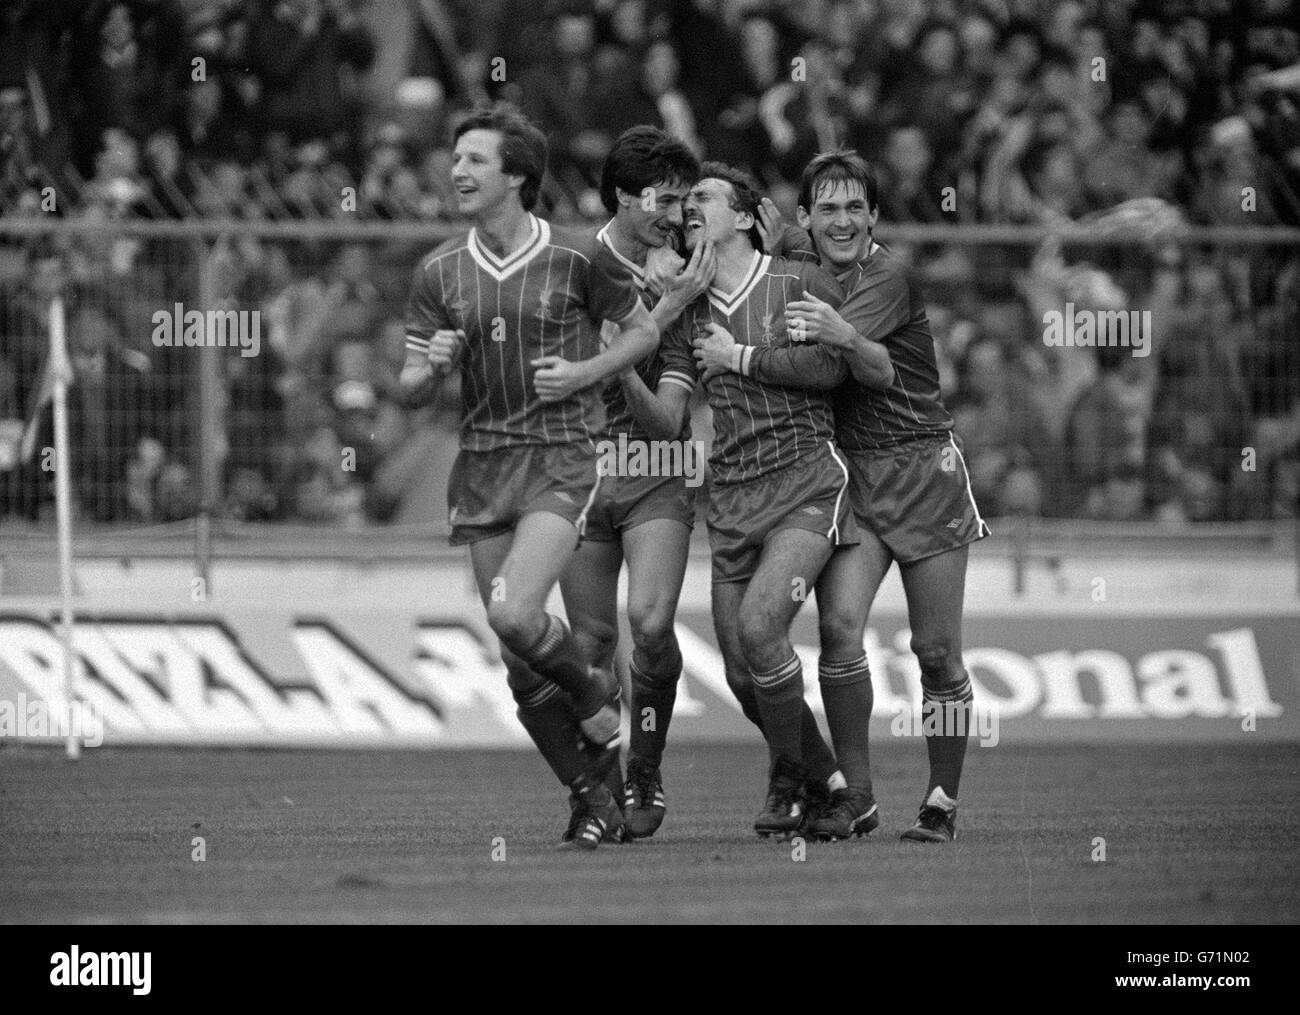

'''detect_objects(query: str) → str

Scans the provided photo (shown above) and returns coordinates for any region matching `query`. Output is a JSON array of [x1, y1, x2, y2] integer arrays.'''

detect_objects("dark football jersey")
[[594, 222, 691, 442], [829, 244, 953, 450], [745, 242, 954, 451], [660, 252, 845, 485], [404, 214, 640, 451]]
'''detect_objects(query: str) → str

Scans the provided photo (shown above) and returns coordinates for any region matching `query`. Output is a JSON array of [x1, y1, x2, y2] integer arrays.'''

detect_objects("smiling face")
[[798, 179, 877, 272], [451, 128, 520, 217], [682, 178, 752, 250], [620, 175, 690, 248]]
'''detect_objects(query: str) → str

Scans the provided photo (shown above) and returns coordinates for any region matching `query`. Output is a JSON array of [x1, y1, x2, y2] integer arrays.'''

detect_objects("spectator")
[[1063, 343, 1150, 521], [248, 0, 376, 150]]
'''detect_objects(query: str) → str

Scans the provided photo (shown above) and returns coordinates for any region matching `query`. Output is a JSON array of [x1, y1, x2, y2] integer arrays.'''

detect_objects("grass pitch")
[[1, 741, 1296, 923]]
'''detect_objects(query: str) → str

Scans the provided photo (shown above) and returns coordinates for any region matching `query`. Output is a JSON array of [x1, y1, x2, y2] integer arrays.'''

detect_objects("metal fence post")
[[194, 237, 222, 594]]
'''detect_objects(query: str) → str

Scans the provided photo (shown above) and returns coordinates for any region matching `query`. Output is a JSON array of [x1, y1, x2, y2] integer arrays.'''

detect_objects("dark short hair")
[[798, 149, 879, 213], [600, 125, 700, 215], [452, 104, 548, 211], [698, 160, 762, 249]]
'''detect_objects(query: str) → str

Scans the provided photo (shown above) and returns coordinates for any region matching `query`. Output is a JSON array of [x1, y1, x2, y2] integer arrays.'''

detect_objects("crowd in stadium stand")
[[1, 0, 1298, 526]]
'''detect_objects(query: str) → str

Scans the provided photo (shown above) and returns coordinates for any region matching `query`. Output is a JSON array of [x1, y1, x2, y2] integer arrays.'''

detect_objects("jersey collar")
[[468, 214, 550, 282], [596, 220, 647, 289], [707, 250, 768, 316]]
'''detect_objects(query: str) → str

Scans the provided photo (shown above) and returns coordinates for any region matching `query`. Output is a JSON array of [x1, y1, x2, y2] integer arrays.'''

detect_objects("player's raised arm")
[[400, 255, 461, 408]]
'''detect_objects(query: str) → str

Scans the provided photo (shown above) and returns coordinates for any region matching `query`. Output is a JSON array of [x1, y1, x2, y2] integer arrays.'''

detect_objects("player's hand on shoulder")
[[531, 355, 593, 402], [427, 329, 464, 370], [785, 290, 855, 348], [693, 321, 736, 380]]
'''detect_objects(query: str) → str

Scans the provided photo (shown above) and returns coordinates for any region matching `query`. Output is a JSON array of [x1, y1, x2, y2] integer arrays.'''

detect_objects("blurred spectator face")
[[723, 0, 763, 23], [1110, 102, 1150, 146], [740, 17, 779, 75], [450, 129, 516, 217], [264, 247, 293, 289], [798, 178, 876, 272], [1035, 145, 1079, 202], [1078, 24, 1106, 61], [1141, 77, 1183, 121], [611, 0, 648, 47], [0, 86, 26, 135], [95, 129, 139, 180], [1004, 31, 1040, 80], [885, 127, 932, 180], [70, 307, 119, 376], [188, 79, 222, 123], [987, 71, 1024, 114], [145, 131, 181, 178], [1131, 20, 1161, 61], [800, 41, 836, 87], [336, 244, 370, 284], [458, 50, 488, 89], [333, 341, 374, 384], [193, 22, 225, 56], [213, 162, 248, 210], [297, 140, 330, 168], [919, 26, 958, 76], [960, 15, 997, 71], [387, 167, 424, 213], [555, 14, 594, 59], [369, 140, 404, 176], [643, 42, 681, 97], [1038, 106, 1072, 144], [1046, 1, 1083, 50], [1040, 61, 1074, 104], [101, 4, 134, 50], [28, 256, 67, 301], [826, 2, 858, 49], [1176, 17, 1210, 60], [1187, 264, 1229, 320]]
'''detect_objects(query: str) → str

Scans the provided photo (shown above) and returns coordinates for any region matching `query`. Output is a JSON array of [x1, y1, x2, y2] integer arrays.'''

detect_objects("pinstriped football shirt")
[[593, 222, 690, 442], [404, 214, 640, 450], [660, 252, 845, 486], [828, 245, 953, 450]]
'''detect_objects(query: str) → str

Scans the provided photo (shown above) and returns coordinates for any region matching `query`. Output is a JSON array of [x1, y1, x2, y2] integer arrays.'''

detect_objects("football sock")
[[512, 676, 586, 786], [628, 648, 680, 770], [727, 671, 766, 731], [800, 702, 840, 788], [522, 614, 608, 719], [751, 652, 806, 766], [921, 670, 973, 799], [819, 653, 875, 798]]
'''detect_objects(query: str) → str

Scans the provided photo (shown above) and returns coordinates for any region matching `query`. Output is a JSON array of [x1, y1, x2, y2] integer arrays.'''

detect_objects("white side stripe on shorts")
[[825, 441, 850, 544], [574, 471, 603, 539], [949, 434, 991, 537]]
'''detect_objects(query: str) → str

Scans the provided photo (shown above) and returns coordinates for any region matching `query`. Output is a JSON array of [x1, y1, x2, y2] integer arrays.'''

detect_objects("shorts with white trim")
[[843, 433, 990, 564], [706, 441, 859, 584], [582, 472, 697, 543], [447, 442, 600, 546]]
